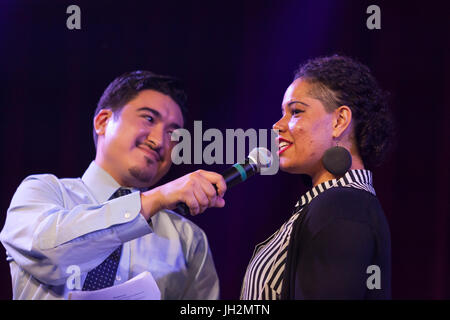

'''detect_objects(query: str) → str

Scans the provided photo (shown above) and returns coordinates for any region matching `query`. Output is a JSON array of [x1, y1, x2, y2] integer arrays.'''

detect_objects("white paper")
[[68, 271, 161, 300]]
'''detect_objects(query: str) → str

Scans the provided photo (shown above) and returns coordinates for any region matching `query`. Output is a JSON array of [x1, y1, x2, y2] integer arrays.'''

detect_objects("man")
[[0, 71, 227, 299]]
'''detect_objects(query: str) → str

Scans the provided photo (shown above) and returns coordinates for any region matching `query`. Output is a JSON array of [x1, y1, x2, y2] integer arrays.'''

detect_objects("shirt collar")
[[293, 169, 376, 214], [81, 161, 122, 202]]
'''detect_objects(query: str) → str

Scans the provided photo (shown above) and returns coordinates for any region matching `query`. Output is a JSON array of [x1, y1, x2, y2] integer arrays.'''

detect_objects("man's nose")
[[146, 125, 165, 150]]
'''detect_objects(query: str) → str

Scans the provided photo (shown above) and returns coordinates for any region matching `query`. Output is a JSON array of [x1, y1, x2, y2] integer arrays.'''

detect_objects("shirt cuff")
[[110, 191, 153, 243]]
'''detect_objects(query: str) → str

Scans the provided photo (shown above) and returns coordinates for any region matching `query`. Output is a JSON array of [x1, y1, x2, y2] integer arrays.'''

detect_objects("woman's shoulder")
[[304, 186, 383, 229], [314, 186, 379, 208]]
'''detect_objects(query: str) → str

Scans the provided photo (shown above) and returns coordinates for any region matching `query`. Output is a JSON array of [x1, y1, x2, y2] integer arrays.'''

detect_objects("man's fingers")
[[197, 177, 219, 204], [167, 170, 228, 215], [184, 192, 200, 215], [197, 170, 227, 197], [214, 197, 225, 208], [193, 188, 209, 214], [190, 179, 226, 214]]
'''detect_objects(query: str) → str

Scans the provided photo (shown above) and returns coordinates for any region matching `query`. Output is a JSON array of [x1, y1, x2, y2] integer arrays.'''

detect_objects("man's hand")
[[140, 170, 227, 219]]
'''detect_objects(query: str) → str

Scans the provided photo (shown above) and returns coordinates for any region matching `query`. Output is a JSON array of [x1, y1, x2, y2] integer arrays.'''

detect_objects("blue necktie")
[[82, 187, 132, 291]]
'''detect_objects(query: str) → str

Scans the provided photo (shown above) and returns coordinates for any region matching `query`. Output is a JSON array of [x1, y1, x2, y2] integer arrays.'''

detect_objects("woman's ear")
[[332, 105, 352, 139], [93, 109, 113, 137]]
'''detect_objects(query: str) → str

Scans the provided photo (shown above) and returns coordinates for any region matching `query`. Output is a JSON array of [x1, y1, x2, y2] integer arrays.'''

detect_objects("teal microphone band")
[[233, 163, 247, 182]]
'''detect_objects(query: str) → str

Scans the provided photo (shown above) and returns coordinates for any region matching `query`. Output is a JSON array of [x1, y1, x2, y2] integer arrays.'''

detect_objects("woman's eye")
[[292, 109, 304, 115]]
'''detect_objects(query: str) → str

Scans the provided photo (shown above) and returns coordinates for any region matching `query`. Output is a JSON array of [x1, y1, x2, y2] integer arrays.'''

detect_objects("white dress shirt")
[[0, 161, 219, 300]]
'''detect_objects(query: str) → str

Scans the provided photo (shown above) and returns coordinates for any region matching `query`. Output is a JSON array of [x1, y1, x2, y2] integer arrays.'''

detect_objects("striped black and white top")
[[240, 169, 376, 300]]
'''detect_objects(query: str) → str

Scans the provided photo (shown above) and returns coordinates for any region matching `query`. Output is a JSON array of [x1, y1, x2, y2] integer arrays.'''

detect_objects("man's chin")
[[128, 165, 156, 187]]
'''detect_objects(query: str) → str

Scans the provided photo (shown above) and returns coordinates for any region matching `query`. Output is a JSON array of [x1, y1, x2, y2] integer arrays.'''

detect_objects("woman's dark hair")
[[93, 70, 188, 147], [294, 55, 395, 169]]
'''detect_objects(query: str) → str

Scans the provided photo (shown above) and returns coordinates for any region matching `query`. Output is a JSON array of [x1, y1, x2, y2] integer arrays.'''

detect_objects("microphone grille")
[[248, 147, 273, 170]]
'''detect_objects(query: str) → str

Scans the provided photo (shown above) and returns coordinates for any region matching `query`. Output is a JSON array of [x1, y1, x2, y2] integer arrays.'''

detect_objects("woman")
[[241, 55, 394, 299]]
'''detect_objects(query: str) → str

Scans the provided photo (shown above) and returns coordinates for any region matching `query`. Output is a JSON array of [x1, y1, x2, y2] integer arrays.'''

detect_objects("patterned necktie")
[[82, 187, 132, 291]]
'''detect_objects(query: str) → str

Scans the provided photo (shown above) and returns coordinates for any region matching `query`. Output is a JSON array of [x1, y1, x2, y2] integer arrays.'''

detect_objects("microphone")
[[175, 147, 273, 215]]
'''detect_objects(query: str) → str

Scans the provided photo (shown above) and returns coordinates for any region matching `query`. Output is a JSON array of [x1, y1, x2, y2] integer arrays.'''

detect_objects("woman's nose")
[[272, 116, 287, 132]]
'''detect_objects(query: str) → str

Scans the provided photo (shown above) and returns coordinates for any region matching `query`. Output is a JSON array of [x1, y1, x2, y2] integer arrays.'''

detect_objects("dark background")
[[0, 0, 449, 299]]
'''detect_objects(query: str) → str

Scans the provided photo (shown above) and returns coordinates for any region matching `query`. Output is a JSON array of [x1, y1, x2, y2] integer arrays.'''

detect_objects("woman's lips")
[[277, 137, 293, 155], [278, 143, 293, 155]]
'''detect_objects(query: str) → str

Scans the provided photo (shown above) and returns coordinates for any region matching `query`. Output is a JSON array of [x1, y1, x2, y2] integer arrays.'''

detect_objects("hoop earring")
[[322, 141, 352, 177]]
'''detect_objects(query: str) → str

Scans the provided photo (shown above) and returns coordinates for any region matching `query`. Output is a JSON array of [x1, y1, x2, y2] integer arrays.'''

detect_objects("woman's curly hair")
[[294, 55, 395, 169]]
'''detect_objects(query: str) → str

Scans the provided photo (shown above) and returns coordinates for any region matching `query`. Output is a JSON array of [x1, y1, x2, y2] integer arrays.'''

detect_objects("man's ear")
[[332, 105, 353, 139], [94, 109, 113, 137]]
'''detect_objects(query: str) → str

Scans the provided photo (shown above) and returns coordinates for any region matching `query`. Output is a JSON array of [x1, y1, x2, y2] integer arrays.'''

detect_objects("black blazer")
[[281, 187, 391, 299]]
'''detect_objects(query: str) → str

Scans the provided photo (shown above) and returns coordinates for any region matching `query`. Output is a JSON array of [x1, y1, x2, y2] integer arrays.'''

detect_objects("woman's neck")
[[311, 155, 365, 187]]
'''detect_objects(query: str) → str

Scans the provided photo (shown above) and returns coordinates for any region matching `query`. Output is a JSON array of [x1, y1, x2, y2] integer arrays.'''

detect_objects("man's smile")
[[137, 142, 162, 162]]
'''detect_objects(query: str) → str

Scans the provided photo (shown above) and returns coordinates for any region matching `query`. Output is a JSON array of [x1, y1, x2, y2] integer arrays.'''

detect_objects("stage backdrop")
[[0, 0, 449, 299]]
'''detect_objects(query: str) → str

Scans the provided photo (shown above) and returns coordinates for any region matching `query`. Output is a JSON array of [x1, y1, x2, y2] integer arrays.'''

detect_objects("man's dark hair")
[[93, 70, 188, 147], [294, 55, 395, 169]]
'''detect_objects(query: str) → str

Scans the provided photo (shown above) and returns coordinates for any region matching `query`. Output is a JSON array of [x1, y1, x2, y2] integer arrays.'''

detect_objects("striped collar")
[[293, 169, 376, 214]]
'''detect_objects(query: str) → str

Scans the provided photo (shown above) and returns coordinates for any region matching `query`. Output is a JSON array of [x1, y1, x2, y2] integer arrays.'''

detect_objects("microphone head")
[[248, 147, 273, 171]]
